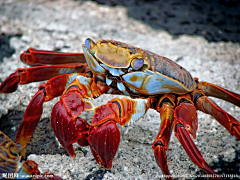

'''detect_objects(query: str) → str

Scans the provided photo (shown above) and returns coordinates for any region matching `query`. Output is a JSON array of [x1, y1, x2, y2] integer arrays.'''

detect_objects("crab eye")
[[85, 38, 92, 50], [132, 58, 144, 70]]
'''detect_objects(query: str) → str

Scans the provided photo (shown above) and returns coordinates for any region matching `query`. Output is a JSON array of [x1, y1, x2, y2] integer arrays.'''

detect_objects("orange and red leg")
[[20, 47, 86, 66], [173, 94, 219, 179], [0, 47, 88, 93], [152, 94, 175, 180], [153, 94, 221, 179], [198, 80, 240, 107], [0, 63, 88, 93], [196, 81, 240, 140], [153, 80, 240, 179]]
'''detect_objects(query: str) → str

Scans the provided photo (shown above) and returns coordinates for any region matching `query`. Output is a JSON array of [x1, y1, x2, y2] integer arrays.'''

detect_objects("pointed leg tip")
[[63, 143, 76, 157], [71, 153, 76, 158], [0, 72, 19, 93], [175, 126, 219, 178], [153, 142, 172, 178]]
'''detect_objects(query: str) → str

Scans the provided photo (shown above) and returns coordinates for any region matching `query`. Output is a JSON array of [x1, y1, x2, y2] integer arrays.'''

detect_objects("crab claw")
[[51, 101, 90, 157], [51, 86, 93, 157], [0, 72, 19, 93], [88, 103, 120, 169], [88, 121, 120, 169]]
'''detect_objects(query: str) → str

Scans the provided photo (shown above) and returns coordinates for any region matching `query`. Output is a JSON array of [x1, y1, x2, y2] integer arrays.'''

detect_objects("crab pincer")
[[50, 75, 112, 158], [15, 73, 85, 156], [88, 103, 121, 169], [51, 86, 92, 157]]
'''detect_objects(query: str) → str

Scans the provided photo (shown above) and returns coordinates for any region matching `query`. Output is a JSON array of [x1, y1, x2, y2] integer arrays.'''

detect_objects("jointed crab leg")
[[20, 47, 86, 66], [194, 91, 240, 140], [174, 126, 220, 179], [198, 80, 240, 107], [0, 63, 88, 93], [16, 73, 83, 156], [152, 94, 175, 179], [173, 95, 220, 179]]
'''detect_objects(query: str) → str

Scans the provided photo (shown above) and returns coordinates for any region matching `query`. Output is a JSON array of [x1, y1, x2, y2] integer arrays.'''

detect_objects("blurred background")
[[85, 0, 240, 42]]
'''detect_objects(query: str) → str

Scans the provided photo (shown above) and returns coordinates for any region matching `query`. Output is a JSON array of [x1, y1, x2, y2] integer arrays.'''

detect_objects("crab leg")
[[174, 126, 220, 179], [152, 94, 175, 179], [173, 95, 220, 179], [20, 47, 86, 66], [16, 73, 82, 156], [0, 63, 88, 93], [198, 81, 240, 107], [194, 91, 240, 140]]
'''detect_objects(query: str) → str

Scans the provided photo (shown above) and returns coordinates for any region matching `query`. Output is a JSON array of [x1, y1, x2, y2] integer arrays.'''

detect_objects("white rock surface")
[[0, 0, 240, 179]]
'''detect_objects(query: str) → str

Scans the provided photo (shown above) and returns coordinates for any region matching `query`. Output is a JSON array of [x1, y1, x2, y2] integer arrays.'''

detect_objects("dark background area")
[[1, 0, 240, 62], [0, 33, 20, 62], [84, 0, 240, 42]]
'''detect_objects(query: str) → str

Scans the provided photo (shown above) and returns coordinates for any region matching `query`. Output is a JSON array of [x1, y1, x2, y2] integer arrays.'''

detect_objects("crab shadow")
[[0, 33, 21, 62], [82, 0, 240, 43], [84, 169, 111, 180], [193, 150, 240, 180], [0, 110, 68, 157]]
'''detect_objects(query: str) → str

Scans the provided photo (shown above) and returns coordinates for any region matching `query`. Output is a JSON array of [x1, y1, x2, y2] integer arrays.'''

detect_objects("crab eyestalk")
[[131, 58, 144, 70], [85, 38, 97, 54], [82, 40, 105, 76]]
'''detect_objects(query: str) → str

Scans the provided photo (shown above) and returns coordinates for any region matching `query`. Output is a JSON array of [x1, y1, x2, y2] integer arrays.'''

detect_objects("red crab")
[[0, 38, 240, 179]]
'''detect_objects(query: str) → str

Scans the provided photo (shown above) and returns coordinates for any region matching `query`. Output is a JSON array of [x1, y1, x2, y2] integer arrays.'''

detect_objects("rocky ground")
[[0, 0, 240, 179]]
